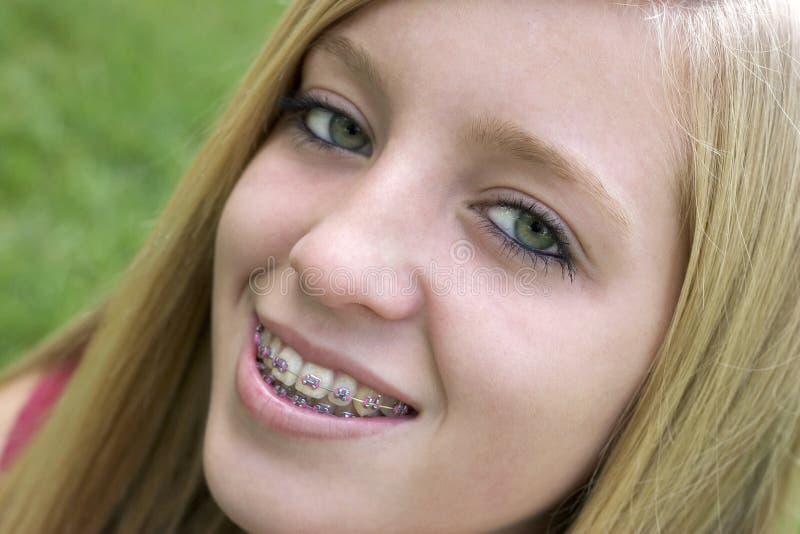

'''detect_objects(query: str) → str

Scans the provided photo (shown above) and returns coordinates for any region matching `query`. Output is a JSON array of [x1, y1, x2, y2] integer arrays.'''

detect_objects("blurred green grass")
[[3, 3, 800, 531], [0, 1, 284, 367]]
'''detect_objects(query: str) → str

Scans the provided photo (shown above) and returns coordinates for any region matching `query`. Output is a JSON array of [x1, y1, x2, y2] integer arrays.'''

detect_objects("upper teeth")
[[255, 323, 410, 416]]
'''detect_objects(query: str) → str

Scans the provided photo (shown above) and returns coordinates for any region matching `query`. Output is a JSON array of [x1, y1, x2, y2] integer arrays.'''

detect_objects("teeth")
[[378, 395, 398, 417], [333, 405, 356, 418], [270, 345, 303, 386], [262, 331, 281, 356], [327, 373, 358, 407], [354, 385, 382, 417], [256, 322, 415, 418], [314, 402, 333, 415], [294, 363, 334, 399], [292, 393, 309, 408]]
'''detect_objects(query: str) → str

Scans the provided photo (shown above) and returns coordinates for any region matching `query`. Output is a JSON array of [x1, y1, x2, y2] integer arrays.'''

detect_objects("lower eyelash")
[[277, 93, 368, 156], [474, 195, 576, 282], [285, 115, 341, 154], [476, 218, 575, 282]]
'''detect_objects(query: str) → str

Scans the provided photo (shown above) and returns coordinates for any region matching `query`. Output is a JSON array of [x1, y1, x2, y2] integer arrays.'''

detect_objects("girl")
[[1, 1, 799, 532]]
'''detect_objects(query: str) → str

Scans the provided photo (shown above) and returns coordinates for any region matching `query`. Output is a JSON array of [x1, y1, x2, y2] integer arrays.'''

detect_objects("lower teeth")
[[254, 328, 415, 419], [263, 373, 358, 417]]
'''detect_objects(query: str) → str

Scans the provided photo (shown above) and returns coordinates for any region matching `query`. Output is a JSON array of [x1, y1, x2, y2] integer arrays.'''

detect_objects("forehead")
[[312, 0, 685, 242]]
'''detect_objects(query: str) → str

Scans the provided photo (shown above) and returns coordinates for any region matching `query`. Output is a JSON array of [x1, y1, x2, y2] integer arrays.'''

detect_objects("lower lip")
[[235, 313, 416, 440]]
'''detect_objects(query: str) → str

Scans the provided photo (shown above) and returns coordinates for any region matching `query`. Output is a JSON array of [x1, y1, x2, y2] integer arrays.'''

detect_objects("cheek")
[[214, 145, 312, 289], [214, 182, 264, 309], [425, 289, 655, 506]]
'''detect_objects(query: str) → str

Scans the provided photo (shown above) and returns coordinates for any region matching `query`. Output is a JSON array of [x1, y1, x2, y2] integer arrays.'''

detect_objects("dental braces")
[[253, 324, 411, 417]]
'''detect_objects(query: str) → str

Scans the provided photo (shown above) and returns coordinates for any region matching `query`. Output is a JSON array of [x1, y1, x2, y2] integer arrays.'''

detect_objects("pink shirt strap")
[[0, 357, 80, 471]]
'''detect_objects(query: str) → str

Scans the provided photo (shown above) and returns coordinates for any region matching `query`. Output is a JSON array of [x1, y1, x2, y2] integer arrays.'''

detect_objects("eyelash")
[[275, 92, 577, 282], [472, 194, 575, 282], [276, 93, 370, 155]]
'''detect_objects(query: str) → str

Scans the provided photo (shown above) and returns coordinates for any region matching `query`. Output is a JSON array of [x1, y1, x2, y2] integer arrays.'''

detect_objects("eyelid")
[[469, 190, 581, 280], [297, 87, 376, 142], [518, 192, 584, 262], [514, 193, 591, 277], [486, 189, 579, 247]]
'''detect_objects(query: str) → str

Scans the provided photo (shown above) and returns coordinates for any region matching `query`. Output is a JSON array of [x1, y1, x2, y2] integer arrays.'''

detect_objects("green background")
[[0, 1, 283, 367], [1, 1, 799, 530]]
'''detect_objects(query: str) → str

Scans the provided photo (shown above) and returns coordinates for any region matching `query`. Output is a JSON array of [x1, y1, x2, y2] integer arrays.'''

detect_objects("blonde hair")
[[1, 1, 798, 532]]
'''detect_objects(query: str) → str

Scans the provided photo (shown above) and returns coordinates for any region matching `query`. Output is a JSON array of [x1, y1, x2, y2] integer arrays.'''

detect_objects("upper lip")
[[255, 311, 419, 411]]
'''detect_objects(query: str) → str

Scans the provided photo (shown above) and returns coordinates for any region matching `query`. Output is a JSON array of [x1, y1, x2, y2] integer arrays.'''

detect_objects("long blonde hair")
[[1, 1, 798, 532]]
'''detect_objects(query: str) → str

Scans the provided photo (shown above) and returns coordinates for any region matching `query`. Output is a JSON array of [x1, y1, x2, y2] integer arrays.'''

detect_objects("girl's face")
[[207, 0, 687, 532]]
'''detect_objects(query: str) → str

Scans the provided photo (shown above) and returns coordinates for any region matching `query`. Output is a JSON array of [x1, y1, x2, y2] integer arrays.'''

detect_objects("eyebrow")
[[466, 117, 632, 237], [308, 33, 388, 98], [307, 33, 632, 238]]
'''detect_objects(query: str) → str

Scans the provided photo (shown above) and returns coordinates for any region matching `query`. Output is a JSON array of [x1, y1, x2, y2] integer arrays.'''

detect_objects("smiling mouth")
[[253, 322, 417, 419]]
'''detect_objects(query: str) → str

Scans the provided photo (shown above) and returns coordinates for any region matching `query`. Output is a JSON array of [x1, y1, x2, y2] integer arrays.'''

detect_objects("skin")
[[205, 0, 688, 532]]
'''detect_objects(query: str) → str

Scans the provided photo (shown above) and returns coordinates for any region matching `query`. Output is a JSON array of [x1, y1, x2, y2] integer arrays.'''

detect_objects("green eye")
[[306, 108, 369, 151], [514, 212, 557, 251], [477, 197, 576, 282], [488, 205, 560, 254]]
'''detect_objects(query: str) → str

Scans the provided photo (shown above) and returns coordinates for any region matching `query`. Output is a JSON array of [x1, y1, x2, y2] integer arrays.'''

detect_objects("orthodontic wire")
[[253, 324, 409, 414]]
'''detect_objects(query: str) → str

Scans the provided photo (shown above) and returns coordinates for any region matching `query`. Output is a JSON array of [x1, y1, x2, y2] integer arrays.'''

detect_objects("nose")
[[287, 163, 429, 322]]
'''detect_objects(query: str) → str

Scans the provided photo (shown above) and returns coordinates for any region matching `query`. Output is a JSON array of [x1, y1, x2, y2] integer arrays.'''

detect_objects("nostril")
[[284, 220, 425, 319]]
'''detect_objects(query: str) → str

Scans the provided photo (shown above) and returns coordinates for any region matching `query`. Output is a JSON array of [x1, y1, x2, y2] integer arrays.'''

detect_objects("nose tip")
[[289, 230, 424, 322], [289, 226, 422, 321]]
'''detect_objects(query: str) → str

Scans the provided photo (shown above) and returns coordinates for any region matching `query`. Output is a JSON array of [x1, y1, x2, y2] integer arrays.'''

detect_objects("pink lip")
[[253, 310, 419, 410], [235, 313, 417, 440]]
